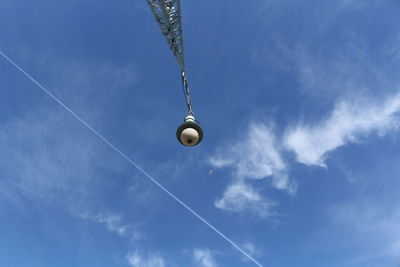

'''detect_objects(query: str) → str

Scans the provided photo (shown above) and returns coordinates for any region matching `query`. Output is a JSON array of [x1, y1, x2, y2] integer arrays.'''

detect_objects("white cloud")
[[284, 92, 400, 166], [97, 214, 128, 236], [209, 123, 295, 218], [214, 182, 276, 219], [193, 249, 217, 267], [338, 0, 369, 10], [242, 242, 261, 258], [79, 213, 141, 239], [236, 242, 263, 264], [209, 123, 294, 192], [126, 251, 165, 267]]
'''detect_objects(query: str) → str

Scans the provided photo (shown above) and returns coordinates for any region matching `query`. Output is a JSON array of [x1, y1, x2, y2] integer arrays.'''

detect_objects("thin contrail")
[[0, 50, 264, 267]]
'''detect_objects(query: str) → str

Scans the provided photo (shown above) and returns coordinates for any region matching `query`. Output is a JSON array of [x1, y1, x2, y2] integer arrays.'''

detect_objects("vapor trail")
[[0, 50, 264, 267]]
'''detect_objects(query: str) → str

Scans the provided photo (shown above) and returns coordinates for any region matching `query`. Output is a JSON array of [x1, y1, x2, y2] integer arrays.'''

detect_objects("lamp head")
[[176, 115, 203, 147]]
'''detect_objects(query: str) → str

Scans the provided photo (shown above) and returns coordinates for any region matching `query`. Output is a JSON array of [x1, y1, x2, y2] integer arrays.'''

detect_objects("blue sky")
[[1, 0, 400, 266]]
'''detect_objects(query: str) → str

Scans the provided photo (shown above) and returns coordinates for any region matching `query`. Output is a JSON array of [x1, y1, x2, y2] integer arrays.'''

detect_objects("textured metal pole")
[[147, 0, 185, 71], [147, 0, 195, 115]]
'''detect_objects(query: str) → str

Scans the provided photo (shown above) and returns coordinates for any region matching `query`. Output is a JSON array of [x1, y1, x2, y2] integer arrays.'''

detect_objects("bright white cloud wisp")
[[126, 251, 165, 267], [214, 182, 276, 219], [209, 123, 295, 218], [193, 248, 218, 267], [285, 92, 400, 166], [209, 123, 293, 192], [79, 213, 141, 239]]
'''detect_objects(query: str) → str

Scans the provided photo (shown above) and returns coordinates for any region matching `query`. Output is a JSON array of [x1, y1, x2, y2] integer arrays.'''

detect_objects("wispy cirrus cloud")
[[79, 212, 141, 240], [284, 92, 400, 166], [293, 37, 394, 100], [126, 251, 165, 267], [211, 34, 400, 218], [0, 56, 145, 243], [193, 248, 218, 267], [0, 111, 101, 205], [209, 123, 294, 192], [209, 123, 294, 218], [384, 33, 400, 61], [331, 200, 400, 265], [214, 182, 276, 219], [209, 90, 400, 220], [242, 242, 262, 259]]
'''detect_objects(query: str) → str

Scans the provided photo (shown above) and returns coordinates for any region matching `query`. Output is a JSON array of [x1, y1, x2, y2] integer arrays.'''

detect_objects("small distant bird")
[[208, 170, 214, 175]]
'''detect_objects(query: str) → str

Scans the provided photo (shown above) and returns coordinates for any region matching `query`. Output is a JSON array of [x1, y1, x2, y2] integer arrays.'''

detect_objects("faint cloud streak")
[[79, 213, 141, 240], [126, 251, 165, 267], [214, 182, 277, 219], [193, 248, 218, 267], [332, 200, 400, 264]]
